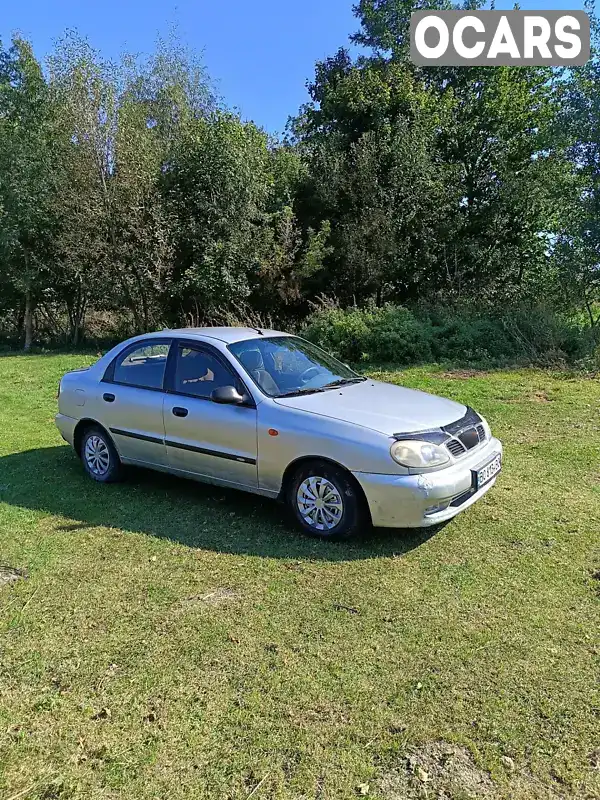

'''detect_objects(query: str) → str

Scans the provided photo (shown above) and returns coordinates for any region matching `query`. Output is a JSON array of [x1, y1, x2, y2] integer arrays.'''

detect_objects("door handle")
[[172, 407, 189, 418], [103, 393, 115, 403]]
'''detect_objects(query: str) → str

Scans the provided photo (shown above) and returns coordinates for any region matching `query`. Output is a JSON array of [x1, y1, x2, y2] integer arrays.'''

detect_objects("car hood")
[[273, 379, 466, 436]]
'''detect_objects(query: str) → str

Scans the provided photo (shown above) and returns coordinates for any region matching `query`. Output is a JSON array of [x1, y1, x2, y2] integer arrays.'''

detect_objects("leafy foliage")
[[0, 38, 64, 348], [553, 57, 600, 327], [301, 302, 599, 367], [0, 4, 598, 359]]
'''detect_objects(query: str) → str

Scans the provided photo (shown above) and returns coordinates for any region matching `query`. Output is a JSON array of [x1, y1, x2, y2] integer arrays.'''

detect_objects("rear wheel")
[[287, 461, 367, 540], [81, 426, 122, 483]]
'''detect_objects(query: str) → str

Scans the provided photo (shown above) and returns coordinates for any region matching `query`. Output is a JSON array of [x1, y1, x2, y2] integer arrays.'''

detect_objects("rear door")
[[100, 339, 170, 467], [163, 341, 258, 488]]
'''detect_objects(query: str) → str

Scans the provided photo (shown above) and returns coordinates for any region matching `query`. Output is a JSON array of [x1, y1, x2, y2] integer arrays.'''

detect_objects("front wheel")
[[287, 461, 367, 540], [81, 426, 122, 483]]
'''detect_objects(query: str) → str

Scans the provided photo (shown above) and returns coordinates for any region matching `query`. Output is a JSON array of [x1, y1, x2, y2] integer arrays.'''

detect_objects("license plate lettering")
[[476, 454, 502, 489]]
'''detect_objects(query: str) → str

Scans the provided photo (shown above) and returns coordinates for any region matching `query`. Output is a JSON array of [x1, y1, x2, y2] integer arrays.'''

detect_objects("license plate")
[[475, 454, 502, 489]]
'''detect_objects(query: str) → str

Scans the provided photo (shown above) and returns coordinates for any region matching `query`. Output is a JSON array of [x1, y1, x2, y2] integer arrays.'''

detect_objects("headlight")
[[390, 439, 450, 469]]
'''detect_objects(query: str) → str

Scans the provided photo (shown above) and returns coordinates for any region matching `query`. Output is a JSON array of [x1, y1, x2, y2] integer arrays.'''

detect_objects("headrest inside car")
[[240, 350, 264, 371]]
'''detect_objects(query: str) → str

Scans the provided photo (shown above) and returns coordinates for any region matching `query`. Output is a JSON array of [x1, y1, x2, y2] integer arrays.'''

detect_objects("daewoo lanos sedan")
[[56, 328, 502, 540]]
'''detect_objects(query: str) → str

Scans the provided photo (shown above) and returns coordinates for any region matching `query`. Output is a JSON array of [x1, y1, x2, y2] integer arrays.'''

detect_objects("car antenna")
[[253, 328, 264, 335]]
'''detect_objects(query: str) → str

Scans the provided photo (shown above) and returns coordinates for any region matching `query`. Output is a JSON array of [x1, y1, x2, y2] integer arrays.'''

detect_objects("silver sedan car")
[[55, 327, 502, 539]]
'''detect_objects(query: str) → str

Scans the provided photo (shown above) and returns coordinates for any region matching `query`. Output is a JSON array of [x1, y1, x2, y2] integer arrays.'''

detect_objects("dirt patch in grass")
[[188, 587, 240, 606], [381, 742, 495, 799], [0, 564, 26, 587], [531, 391, 552, 402], [441, 370, 488, 379], [380, 742, 569, 800], [504, 390, 554, 404], [165, 587, 241, 625]]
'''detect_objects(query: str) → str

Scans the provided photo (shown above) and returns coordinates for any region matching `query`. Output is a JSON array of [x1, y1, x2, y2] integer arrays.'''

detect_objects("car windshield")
[[228, 336, 365, 398]]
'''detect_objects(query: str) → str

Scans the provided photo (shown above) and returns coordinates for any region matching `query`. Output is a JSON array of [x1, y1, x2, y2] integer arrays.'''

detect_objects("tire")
[[80, 425, 122, 483], [287, 460, 368, 540]]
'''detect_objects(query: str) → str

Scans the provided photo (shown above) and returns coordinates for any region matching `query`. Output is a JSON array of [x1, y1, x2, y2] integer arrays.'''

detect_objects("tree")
[[352, 0, 482, 58], [0, 38, 63, 349], [162, 112, 271, 321], [47, 30, 215, 338], [289, 1, 571, 307], [553, 58, 600, 326], [0, 13, 584, 348]]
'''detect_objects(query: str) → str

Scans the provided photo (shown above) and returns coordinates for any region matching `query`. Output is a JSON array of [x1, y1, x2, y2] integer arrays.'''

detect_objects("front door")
[[163, 342, 258, 488]]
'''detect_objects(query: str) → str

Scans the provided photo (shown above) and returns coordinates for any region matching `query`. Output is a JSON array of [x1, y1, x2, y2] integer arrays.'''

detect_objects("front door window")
[[173, 345, 240, 398]]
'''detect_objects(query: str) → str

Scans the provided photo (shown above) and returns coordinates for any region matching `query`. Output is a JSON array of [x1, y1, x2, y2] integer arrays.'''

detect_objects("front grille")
[[444, 408, 486, 459], [446, 439, 466, 457], [458, 427, 480, 450], [446, 423, 486, 459]]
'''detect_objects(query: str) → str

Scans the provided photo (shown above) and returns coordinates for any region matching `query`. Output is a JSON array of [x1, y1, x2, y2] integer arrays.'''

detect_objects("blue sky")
[[2, 0, 587, 134]]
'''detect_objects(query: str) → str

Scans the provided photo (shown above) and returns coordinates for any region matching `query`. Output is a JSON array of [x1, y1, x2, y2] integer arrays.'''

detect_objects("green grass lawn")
[[0, 354, 599, 800]]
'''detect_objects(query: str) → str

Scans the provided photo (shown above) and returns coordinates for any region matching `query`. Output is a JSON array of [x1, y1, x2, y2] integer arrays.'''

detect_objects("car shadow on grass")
[[0, 445, 447, 562]]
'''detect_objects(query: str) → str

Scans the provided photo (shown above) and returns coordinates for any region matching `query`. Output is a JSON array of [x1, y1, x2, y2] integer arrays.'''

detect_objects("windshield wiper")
[[321, 377, 367, 389], [277, 386, 330, 398], [277, 377, 366, 398]]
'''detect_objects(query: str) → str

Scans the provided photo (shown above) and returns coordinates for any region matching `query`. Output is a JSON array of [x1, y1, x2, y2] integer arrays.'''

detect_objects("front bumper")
[[353, 437, 503, 528]]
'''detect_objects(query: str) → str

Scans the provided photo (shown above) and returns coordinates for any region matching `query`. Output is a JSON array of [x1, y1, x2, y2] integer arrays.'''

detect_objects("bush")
[[298, 306, 375, 363], [301, 303, 599, 368]]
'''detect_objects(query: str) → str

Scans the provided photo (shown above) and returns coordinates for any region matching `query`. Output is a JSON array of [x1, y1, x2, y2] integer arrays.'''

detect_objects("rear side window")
[[113, 343, 169, 389]]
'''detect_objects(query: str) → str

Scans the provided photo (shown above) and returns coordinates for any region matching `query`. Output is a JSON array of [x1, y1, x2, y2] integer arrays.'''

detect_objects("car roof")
[[156, 327, 291, 345]]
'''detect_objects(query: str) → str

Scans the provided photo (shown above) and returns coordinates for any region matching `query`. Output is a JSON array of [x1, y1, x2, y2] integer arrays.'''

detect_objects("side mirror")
[[211, 385, 245, 405]]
